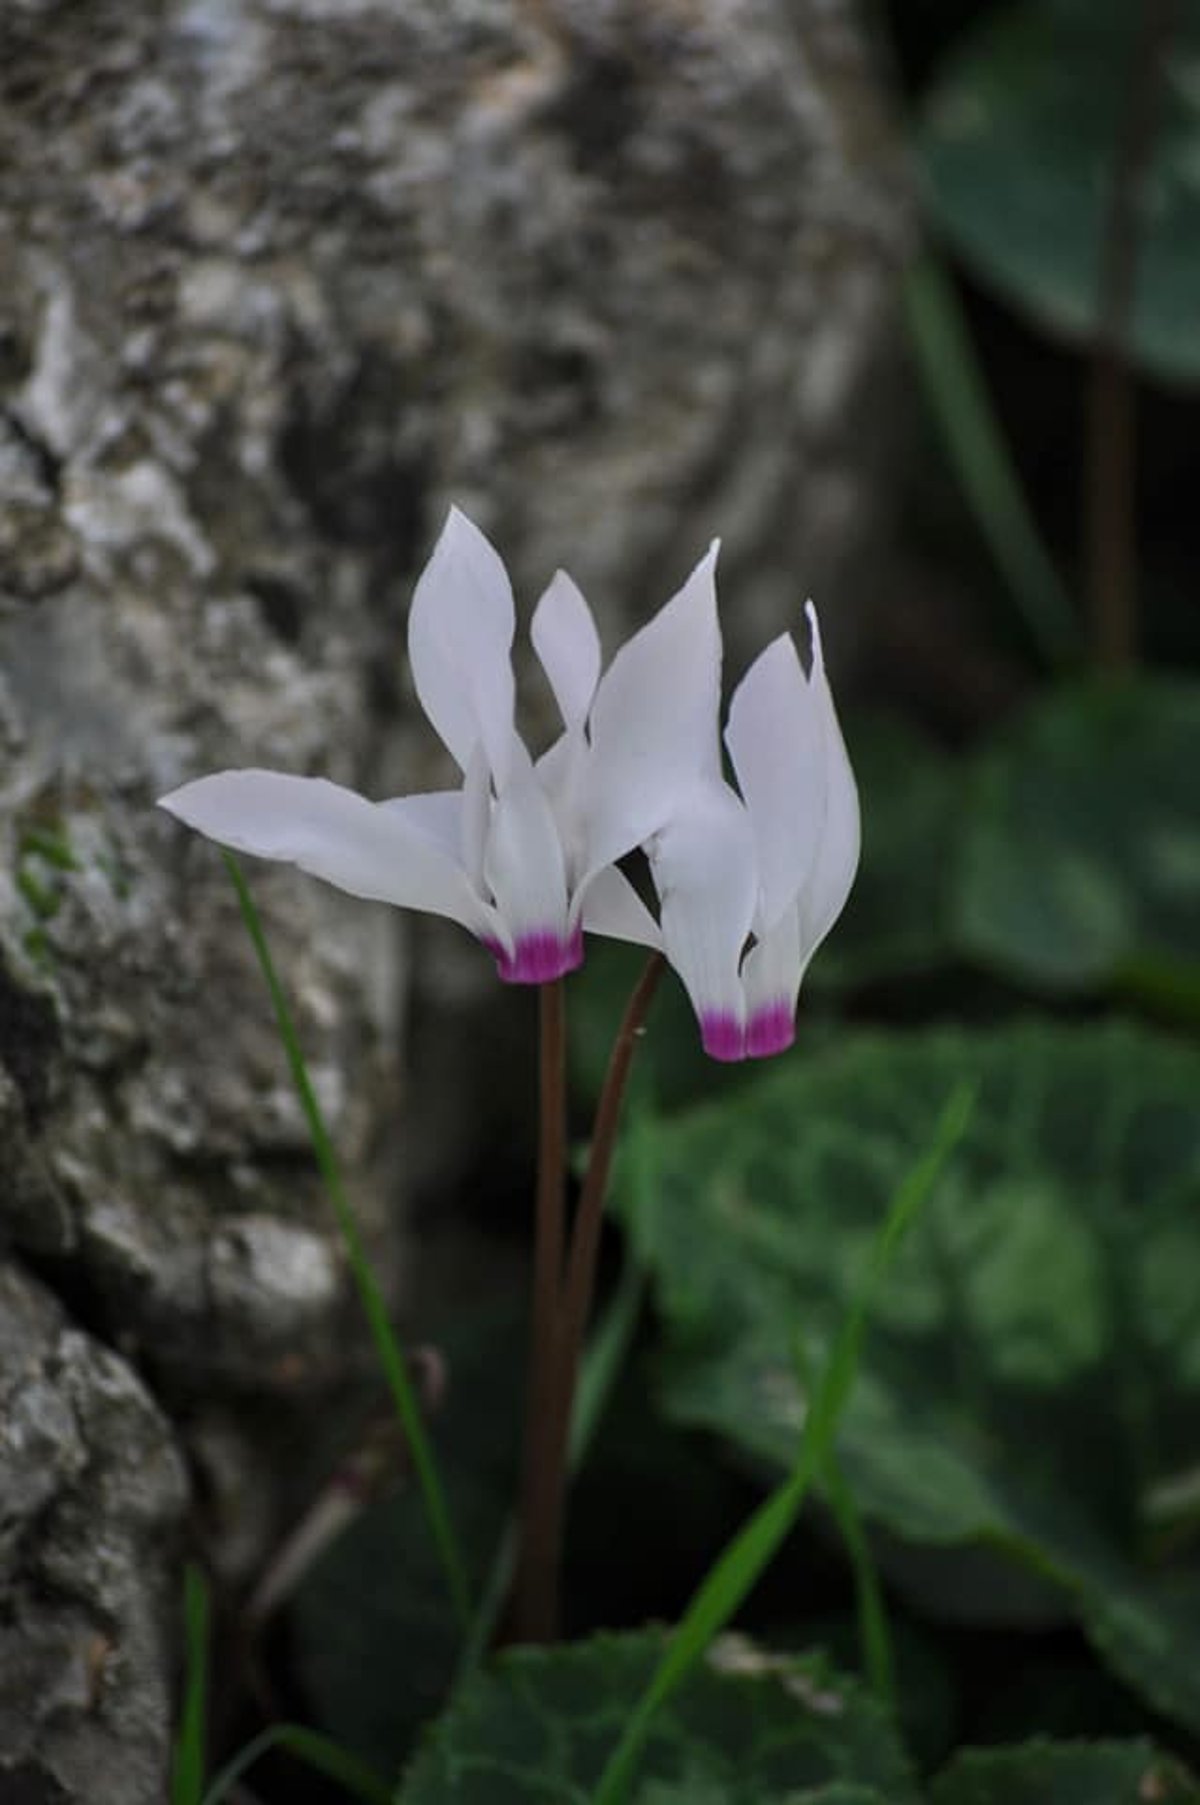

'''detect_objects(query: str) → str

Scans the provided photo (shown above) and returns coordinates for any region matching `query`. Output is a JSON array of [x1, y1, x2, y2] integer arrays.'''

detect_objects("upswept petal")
[[646, 782, 757, 1062], [797, 602, 861, 955], [535, 732, 587, 887], [582, 541, 723, 876], [725, 629, 824, 935], [740, 905, 804, 1059], [482, 749, 578, 983], [532, 570, 601, 731], [158, 770, 496, 938], [407, 507, 516, 781], [458, 742, 492, 893], [576, 863, 663, 950]]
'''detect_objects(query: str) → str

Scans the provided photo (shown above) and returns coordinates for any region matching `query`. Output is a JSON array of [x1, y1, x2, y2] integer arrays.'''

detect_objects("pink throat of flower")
[[746, 1001, 795, 1059], [485, 924, 585, 985], [700, 1011, 746, 1063]]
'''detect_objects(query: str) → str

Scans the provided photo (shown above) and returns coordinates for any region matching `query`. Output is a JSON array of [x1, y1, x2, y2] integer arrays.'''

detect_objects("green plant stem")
[[171, 1565, 210, 1805], [509, 977, 570, 1643], [224, 853, 471, 1632], [589, 1084, 974, 1805]]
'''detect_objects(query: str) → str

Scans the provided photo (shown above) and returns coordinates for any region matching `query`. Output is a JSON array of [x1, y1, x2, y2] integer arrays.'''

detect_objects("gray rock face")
[[0, 0, 907, 1794], [0, 1264, 188, 1805]]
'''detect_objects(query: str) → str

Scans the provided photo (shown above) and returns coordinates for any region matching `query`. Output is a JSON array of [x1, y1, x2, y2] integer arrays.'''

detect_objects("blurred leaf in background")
[[957, 678, 1200, 993], [929, 1740, 1200, 1805], [919, 0, 1200, 387]]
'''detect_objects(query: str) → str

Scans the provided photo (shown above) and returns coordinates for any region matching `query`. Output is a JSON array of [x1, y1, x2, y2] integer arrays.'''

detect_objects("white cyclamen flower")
[[606, 596, 861, 1061], [158, 507, 721, 983]]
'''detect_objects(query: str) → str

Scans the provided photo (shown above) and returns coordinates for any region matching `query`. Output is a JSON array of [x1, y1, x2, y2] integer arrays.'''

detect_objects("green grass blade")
[[589, 1082, 974, 1805], [224, 853, 472, 1631], [904, 251, 1077, 668], [826, 1451, 895, 1709], [171, 1564, 210, 1805], [199, 1723, 391, 1805], [792, 1333, 895, 1711]]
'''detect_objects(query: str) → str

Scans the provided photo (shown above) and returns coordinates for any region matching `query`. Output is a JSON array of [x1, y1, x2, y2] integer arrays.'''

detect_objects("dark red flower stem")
[[509, 976, 568, 1644], [557, 953, 665, 1429], [507, 953, 665, 1644]]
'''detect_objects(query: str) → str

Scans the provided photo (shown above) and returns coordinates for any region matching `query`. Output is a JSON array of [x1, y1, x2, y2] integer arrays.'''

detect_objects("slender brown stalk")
[[506, 953, 664, 1645], [559, 953, 666, 1400], [1083, 0, 1177, 670], [508, 977, 569, 1643]]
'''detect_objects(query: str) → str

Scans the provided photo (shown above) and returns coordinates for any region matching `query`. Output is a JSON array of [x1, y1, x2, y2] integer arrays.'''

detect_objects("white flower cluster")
[[160, 509, 859, 1060]]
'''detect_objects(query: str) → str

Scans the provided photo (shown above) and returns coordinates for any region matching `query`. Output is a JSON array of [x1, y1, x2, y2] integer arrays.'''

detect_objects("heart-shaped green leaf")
[[396, 1633, 916, 1804], [612, 1023, 1200, 1732]]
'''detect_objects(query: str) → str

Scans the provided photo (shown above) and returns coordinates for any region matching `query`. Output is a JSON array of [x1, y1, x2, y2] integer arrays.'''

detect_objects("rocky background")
[[0, 1, 907, 1797]]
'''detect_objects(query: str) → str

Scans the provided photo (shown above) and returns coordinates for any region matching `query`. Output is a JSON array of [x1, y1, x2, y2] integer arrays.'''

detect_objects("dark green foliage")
[[396, 1634, 918, 1805], [920, 0, 1200, 385], [610, 1023, 1200, 1733]]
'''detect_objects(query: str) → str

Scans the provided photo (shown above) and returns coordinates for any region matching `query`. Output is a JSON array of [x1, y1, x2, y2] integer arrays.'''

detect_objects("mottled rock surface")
[[0, 0, 907, 1794], [0, 1262, 188, 1804]]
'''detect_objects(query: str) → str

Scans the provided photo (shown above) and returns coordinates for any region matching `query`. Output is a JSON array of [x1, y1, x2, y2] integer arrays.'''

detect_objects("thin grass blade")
[[170, 1564, 210, 1805], [904, 252, 1076, 668], [224, 852, 472, 1631], [199, 1723, 391, 1805], [589, 1082, 974, 1805]]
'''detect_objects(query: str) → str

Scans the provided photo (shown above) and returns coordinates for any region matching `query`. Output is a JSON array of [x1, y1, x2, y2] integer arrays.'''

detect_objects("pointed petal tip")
[[437, 502, 503, 563], [155, 771, 239, 827], [804, 599, 825, 671], [531, 568, 601, 731]]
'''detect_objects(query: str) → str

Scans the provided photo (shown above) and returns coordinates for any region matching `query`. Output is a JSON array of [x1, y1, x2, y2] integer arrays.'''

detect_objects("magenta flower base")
[[700, 1002, 795, 1062], [487, 926, 586, 985], [747, 1003, 795, 1059]]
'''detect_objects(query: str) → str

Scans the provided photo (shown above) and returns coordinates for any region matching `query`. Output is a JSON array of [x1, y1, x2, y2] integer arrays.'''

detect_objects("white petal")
[[577, 863, 663, 949], [740, 905, 803, 1059], [379, 788, 462, 856], [646, 782, 757, 1062], [482, 752, 579, 983], [798, 602, 861, 956], [536, 730, 588, 889], [407, 506, 517, 780], [582, 540, 724, 875], [725, 631, 823, 933], [159, 770, 496, 937], [459, 741, 492, 893], [532, 570, 601, 731]]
